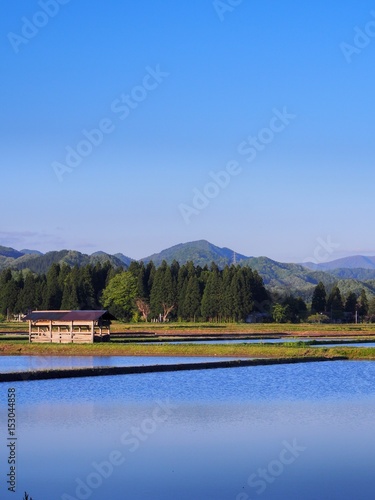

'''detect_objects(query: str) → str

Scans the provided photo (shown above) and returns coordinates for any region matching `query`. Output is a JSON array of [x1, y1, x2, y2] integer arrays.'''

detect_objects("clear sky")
[[1, 1, 375, 263]]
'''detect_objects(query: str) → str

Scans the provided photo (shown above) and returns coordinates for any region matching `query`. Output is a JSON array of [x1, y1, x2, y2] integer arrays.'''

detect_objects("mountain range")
[[302, 255, 375, 271], [1, 241, 375, 301]]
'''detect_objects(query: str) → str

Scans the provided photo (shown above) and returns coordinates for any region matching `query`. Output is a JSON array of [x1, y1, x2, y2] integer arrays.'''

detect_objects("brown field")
[[3, 320, 375, 337]]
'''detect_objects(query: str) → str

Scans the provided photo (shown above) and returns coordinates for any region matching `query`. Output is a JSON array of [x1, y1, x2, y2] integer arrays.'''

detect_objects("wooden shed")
[[24, 310, 112, 344]]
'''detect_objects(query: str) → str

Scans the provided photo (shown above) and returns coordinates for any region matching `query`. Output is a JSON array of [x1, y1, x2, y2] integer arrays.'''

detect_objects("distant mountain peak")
[[20, 249, 43, 255], [302, 255, 375, 271], [0, 245, 24, 259], [141, 240, 249, 267]]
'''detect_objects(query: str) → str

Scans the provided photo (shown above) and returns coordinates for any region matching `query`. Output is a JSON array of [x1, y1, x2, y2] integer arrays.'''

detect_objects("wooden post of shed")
[[91, 321, 94, 343]]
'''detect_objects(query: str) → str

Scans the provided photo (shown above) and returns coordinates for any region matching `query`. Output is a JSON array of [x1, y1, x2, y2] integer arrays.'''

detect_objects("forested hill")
[[240, 257, 337, 295], [303, 255, 375, 271], [141, 240, 249, 267], [0, 249, 126, 274], [0, 245, 24, 259]]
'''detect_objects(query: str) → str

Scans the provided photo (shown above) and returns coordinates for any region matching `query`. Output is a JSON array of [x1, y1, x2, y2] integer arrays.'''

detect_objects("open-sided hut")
[[24, 310, 112, 343]]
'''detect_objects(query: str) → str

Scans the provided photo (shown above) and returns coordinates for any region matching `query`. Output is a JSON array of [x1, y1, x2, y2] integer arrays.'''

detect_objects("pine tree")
[[311, 282, 327, 313], [61, 272, 80, 310], [250, 270, 270, 311], [182, 275, 201, 321], [43, 263, 62, 310], [16, 273, 38, 313], [282, 296, 307, 323], [150, 261, 176, 321], [176, 264, 189, 319], [78, 266, 95, 309], [358, 289, 369, 319], [136, 263, 149, 300], [0, 278, 19, 316], [327, 285, 343, 320], [344, 292, 357, 315], [230, 267, 248, 321], [219, 265, 232, 321], [201, 267, 222, 321]]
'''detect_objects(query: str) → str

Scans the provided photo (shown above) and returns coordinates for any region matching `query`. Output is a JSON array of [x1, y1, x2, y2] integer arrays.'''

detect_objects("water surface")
[[0, 355, 240, 373], [1, 361, 374, 499]]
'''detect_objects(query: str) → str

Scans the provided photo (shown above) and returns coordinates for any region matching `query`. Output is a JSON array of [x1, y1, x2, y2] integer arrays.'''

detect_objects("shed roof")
[[24, 310, 111, 322]]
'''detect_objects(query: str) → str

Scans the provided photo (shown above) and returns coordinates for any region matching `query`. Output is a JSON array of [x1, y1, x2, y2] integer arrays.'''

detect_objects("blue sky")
[[1, 0, 375, 263]]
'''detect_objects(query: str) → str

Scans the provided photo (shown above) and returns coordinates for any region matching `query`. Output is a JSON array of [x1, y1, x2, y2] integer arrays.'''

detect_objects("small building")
[[24, 310, 112, 344]]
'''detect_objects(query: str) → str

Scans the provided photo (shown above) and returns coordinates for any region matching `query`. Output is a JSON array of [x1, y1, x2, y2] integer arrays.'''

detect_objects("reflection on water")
[[1, 361, 375, 499], [0, 355, 241, 373]]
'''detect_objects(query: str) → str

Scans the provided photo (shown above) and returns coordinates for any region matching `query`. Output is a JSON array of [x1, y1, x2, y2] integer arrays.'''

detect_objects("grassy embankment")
[[1, 321, 375, 362], [1, 338, 375, 361]]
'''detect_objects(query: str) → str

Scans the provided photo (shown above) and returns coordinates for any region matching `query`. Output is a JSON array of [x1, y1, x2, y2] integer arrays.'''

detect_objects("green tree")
[[369, 297, 375, 314], [249, 270, 269, 309], [181, 275, 201, 321], [176, 263, 189, 319], [92, 262, 112, 305], [201, 265, 222, 321], [146, 262, 156, 299], [283, 296, 307, 323], [344, 292, 357, 315], [311, 282, 326, 314], [368, 297, 375, 322], [61, 270, 80, 310], [357, 289, 369, 319], [229, 267, 249, 322], [327, 285, 343, 320], [136, 263, 150, 300], [150, 261, 177, 321], [43, 263, 62, 309], [78, 266, 96, 309], [16, 273, 38, 313], [102, 272, 137, 320], [307, 313, 330, 324], [272, 303, 291, 323], [1, 279, 20, 316], [0, 270, 13, 316]]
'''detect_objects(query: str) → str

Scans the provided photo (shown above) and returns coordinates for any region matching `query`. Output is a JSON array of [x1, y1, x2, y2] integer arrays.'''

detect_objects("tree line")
[[0, 260, 270, 322], [0, 262, 115, 319], [102, 260, 270, 322], [0, 261, 374, 323], [309, 281, 373, 322]]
